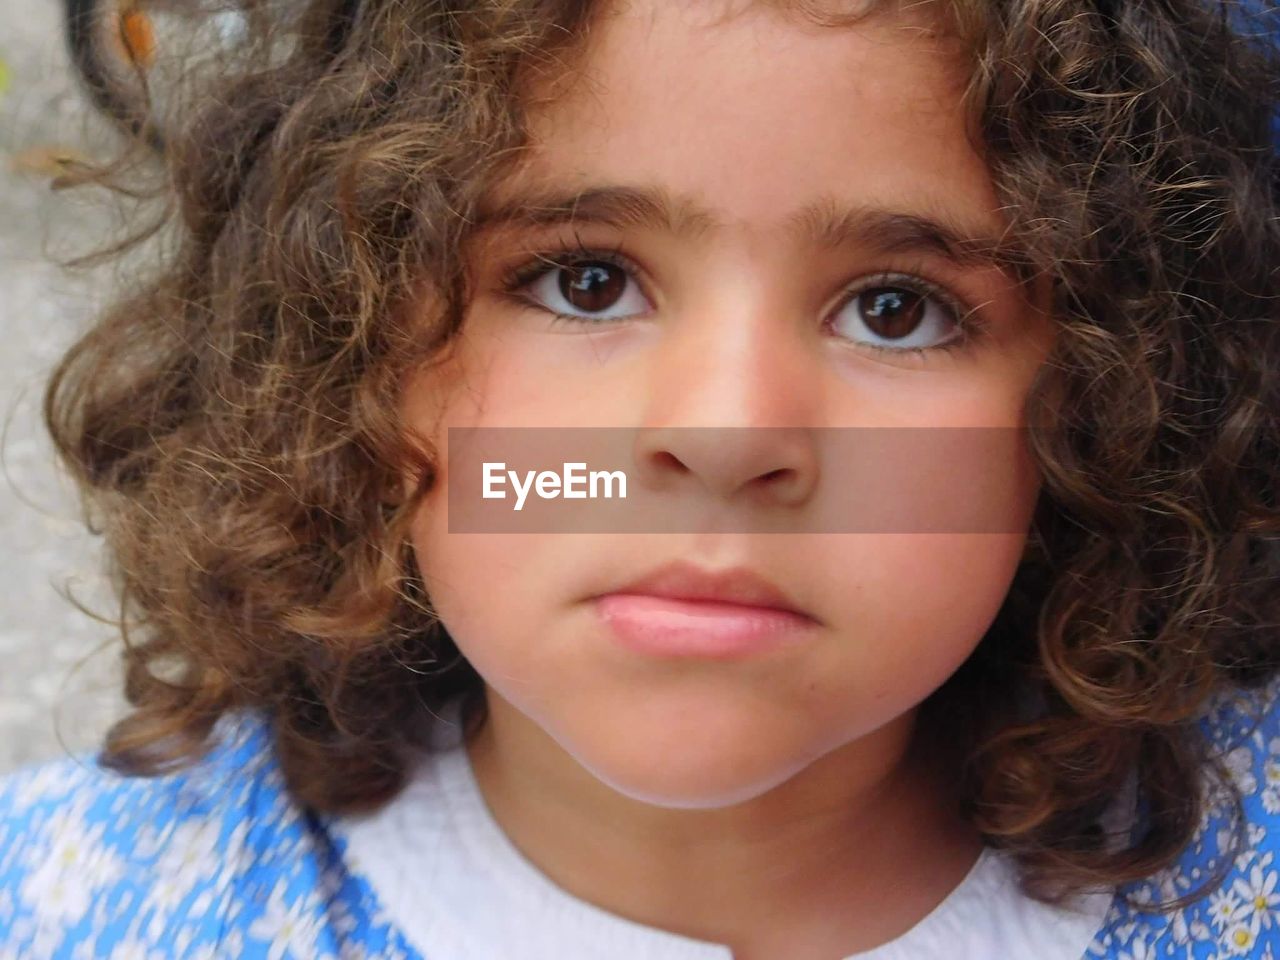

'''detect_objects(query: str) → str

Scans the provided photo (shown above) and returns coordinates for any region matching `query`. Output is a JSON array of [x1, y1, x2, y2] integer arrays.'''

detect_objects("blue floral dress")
[[3, 677, 1280, 959]]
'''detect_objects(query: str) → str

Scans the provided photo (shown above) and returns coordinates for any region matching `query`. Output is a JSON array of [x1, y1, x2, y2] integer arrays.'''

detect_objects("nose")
[[632, 306, 821, 506], [635, 426, 818, 506]]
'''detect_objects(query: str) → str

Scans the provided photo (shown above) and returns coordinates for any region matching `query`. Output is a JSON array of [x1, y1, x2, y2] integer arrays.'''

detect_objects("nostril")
[[653, 450, 688, 473]]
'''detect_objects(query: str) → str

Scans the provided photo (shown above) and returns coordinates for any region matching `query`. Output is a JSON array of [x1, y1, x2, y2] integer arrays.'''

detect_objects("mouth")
[[599, 560, 815, 616], [589, 560, 819, 659]]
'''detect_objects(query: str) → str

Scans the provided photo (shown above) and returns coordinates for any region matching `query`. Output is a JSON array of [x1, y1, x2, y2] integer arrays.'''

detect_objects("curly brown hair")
[[42, 0, 1280, 909]]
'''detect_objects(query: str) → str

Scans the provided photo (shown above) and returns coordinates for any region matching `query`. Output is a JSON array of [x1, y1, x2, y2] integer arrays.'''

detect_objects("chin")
[[544, 694, 832, 810], [582, 757, 812, 809]]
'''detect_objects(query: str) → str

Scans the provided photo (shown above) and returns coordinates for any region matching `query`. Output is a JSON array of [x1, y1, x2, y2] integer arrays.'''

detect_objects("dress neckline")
[[328, 698, 1115, 960]]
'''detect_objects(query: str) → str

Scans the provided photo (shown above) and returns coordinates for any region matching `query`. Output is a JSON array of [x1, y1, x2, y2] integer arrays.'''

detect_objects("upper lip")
[[599, 561, 815, 619]]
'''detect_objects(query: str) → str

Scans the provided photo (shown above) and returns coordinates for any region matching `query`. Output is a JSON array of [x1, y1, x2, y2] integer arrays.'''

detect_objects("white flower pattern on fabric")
[[1234, 863, 1280, 930], [0, 678, 1278, 958], [0, 714, 420, 960], [1084, 675, 1280, 958]]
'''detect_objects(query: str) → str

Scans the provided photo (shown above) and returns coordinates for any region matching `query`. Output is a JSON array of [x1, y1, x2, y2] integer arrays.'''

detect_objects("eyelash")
[[836, 271, 982, 359], [499, 237, 637, 308], [497, 239, 986, 359]]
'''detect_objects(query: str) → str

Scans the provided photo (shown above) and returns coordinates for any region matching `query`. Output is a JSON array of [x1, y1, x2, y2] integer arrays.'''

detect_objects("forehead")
[[490, 0, 998, 239]]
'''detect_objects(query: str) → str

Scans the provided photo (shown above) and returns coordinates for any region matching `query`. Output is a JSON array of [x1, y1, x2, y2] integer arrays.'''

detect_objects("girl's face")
[[402, 1, 1056, 806]]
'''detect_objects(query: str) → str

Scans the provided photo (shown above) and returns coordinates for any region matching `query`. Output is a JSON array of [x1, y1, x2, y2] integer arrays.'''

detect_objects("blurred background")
[[0, 1, 136, 773]]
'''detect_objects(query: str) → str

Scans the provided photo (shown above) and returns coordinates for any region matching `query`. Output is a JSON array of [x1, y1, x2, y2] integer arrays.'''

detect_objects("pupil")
[[859, 287, 924, 339], [559, 261, 626, 313]]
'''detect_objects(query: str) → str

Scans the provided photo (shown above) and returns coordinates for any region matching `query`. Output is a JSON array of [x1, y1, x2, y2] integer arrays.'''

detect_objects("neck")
[[464, 688, 984, 960]]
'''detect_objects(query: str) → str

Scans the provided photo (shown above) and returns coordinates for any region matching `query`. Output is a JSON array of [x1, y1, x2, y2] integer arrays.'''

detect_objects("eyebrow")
[[472, 183, 1023, 274]]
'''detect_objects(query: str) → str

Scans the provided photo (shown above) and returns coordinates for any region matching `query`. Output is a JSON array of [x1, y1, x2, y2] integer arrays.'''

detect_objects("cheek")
[[804, 532, 1029, 703], [408, 496, 545, 659], [408, 494, 593, 692]]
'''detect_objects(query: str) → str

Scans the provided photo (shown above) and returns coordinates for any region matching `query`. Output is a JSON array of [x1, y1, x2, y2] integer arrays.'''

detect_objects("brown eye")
[[559, 261, 628, 313], [858, 288, 925, 339], [519, 253, 651, 323], [830, 277, 964, 353]]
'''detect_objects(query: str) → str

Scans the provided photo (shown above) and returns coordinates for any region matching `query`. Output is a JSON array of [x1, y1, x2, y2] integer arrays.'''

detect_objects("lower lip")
[[593, 594, 817, 659]]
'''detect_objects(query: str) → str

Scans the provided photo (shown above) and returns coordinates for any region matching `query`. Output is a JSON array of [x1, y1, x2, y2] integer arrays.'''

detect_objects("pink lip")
[[594, 594, 816, 658], [590, 561, 819, 658]]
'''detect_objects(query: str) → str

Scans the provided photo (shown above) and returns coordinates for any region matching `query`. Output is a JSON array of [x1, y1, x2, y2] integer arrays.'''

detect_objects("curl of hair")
[[43, 0, 1280, 905]]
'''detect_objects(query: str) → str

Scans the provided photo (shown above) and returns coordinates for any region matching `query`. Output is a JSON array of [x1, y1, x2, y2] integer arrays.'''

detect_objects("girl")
[[3, 0, 1280, 958]]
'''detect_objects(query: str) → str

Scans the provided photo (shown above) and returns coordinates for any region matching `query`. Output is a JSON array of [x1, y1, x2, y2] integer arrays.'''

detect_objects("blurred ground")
[[0, 1, 131, 772]]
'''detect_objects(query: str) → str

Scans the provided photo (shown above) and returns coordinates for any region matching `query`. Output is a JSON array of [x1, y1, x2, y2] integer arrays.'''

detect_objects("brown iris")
[[559, 261, 627, 313], [857, 287, 926, 340]]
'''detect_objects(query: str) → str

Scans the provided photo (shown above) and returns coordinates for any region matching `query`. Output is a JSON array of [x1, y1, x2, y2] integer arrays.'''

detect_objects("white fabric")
[[333, 702, 1114, 960]]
